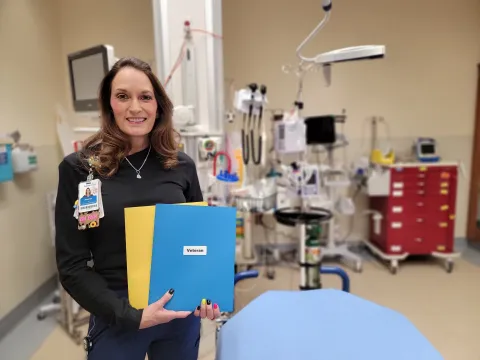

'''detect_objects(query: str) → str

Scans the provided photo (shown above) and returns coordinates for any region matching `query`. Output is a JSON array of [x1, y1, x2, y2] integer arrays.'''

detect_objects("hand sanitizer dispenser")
[[0, 138, 14, 183], [12, 145, 38, 173]]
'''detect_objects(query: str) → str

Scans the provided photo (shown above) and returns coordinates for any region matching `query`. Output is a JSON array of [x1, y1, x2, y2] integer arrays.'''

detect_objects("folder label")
[[183, 245, 208, 255]]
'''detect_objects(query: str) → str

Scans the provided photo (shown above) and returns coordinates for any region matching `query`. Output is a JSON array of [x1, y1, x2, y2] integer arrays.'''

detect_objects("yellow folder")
[[125, 202, 208, 309]]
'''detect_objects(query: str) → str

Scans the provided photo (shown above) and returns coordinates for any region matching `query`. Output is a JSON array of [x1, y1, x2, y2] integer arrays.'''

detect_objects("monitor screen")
[[68, 45, 113, 112], [71, 53, 105, 101], [420, 143, 435, 154]]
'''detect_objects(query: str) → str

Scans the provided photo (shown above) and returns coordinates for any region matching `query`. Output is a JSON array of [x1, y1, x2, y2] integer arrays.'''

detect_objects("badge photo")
[[78, 180, 100, 214]]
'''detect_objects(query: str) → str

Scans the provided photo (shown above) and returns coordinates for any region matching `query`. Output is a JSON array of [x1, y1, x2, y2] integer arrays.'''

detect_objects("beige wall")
[[57, 0, 155, 128], [0, 0, 63, 319], [223, 0, 480, 239]]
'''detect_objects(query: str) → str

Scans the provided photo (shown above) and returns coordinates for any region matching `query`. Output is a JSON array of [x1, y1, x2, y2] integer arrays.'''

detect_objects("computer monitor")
[[67, 45, 116, 112]]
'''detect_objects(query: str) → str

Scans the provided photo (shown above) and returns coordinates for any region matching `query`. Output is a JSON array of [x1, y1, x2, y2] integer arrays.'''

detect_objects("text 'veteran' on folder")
[[125, 202, 207, 310], [148, 204, 237, 312]]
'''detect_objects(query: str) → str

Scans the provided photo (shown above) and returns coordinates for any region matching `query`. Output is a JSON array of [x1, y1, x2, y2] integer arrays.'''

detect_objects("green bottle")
[[305, 225, 322, 289]]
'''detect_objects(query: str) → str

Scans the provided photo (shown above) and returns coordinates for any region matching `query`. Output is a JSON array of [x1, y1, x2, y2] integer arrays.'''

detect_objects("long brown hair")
[[80, 57, 179, 177]]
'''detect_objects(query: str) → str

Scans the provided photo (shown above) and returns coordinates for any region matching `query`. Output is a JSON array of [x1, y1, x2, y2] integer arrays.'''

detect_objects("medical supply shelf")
[[365, 162, 460, 274]]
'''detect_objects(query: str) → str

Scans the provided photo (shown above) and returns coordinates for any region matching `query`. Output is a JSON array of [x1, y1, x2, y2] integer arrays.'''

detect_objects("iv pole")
[[281, 0, 384, 285], [281, 0, 335, 290]]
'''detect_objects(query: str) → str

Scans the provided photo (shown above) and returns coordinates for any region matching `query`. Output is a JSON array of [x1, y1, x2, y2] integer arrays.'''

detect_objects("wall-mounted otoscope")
[[251, 85, 267, 165], [241, 83, 258, 165]]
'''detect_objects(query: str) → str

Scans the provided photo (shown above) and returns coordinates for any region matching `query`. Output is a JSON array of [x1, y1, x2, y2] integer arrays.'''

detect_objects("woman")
[[79, 187, 96, 206], [55, 57, 221, 359]]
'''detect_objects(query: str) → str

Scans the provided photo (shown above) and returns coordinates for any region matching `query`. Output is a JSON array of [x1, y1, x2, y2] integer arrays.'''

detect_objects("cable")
[[190, 28, 223, 39], [241, 114, 250, 165], [163, 40, 187, 87], [250, 85, 266, 166], [163, 28, 222, 86], [250, 129, 262, 165], [242, 83, 258, 165]]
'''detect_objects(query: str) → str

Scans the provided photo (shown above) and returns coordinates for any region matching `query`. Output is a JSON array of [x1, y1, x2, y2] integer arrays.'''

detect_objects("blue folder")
[[148, 204, 237, 312]]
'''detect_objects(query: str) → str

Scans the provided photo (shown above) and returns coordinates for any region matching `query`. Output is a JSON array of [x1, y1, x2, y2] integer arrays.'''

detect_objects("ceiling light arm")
[[296, 0, 332, 64]]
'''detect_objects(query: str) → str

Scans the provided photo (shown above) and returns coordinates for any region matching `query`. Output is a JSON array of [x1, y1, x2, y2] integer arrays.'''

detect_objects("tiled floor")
[[26, 255, 480, 360]]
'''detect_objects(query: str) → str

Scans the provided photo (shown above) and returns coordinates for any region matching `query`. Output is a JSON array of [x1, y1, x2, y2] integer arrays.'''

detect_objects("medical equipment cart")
[[364, 162, 461, 274]]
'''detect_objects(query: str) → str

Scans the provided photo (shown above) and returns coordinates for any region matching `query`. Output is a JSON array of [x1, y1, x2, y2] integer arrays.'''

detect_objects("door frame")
[[466, 64, 480, 242]]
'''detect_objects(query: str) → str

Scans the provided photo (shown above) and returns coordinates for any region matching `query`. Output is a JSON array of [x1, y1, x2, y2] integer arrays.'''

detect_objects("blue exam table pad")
[[216, 289, 444, 360]]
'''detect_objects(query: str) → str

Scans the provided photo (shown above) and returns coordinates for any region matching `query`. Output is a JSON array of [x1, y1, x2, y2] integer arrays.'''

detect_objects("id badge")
[[78, 179, 100, 213], [76, 179, 103, 230]]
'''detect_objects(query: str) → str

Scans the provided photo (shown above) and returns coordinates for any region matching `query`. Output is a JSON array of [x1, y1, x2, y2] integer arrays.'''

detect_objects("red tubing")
[[213, 151, 232, 176]]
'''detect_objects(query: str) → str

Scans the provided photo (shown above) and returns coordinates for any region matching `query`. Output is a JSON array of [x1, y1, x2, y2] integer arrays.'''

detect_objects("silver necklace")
[[124, 145, 151, 179]]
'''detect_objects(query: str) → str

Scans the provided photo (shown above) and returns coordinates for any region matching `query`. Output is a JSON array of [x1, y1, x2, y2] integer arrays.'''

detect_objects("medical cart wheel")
[[266, 269, 276, 279], [446, 260, 454, 273], [389, 264, 398, 275], [37, 313, 46, 321], [388, 258, 399, 275], [355, 261, 363, 273]]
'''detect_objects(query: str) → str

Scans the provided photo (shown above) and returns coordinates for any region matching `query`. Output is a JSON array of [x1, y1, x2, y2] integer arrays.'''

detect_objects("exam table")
[[215, 270, 261, 341], [217, 268, 443, 360]]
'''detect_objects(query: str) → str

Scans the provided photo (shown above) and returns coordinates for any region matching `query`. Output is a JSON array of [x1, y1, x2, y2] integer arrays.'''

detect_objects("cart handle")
[[320, 266, 350, 293], [234, 270, 259, 285]]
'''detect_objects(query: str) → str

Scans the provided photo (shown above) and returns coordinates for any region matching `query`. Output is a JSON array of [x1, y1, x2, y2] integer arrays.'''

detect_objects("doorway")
[[466, 64, 480, 243]]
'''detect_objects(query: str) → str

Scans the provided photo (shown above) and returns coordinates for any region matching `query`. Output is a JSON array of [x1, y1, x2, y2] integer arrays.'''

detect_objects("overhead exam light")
[[315, 45, 385, 65], [295, 0, 386, 85]]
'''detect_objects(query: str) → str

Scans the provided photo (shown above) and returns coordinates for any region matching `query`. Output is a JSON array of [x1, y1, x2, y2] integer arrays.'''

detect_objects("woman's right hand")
[[139, 289, 191, 329]]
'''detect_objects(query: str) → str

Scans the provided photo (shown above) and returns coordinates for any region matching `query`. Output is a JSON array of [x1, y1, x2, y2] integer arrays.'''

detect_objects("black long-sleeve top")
[[55, 148, 203, 330]]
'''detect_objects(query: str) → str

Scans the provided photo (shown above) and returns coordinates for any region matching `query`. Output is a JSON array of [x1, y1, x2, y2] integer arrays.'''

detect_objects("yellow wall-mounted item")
[[370, 148, 395, 166], [125, 201, 207, 309], [233, 148, 244, 188]]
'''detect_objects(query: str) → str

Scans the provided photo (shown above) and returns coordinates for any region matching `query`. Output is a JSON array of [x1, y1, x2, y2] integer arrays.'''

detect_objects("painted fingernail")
[[201, 299, 206, 305], [213, 303, 218, 309], [196, 305, 201, 311], [168, 288, 175, 294], [206, 299, 211, 305]]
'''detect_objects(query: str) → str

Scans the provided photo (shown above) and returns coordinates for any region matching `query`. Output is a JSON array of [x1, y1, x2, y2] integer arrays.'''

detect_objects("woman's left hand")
[[194, 299, 221, 320]]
